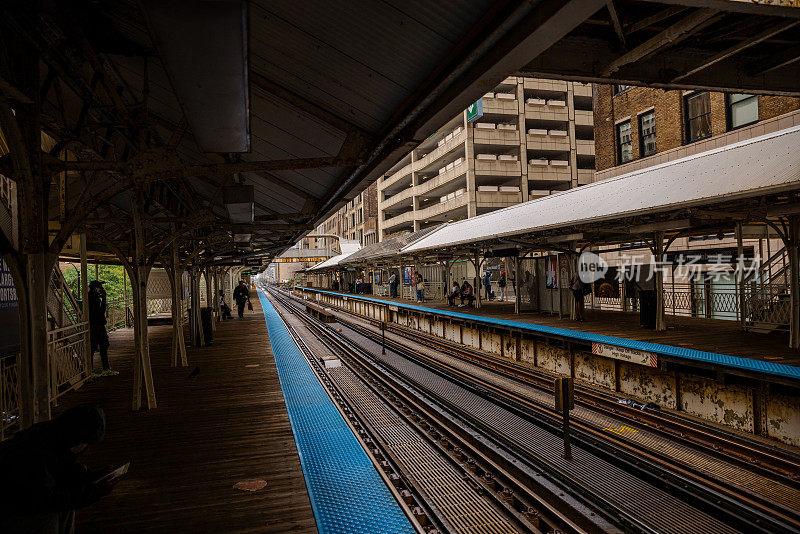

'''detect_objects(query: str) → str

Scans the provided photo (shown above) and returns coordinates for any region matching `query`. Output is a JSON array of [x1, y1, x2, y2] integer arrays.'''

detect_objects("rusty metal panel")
[[680, 375, 753, 432], [766, 393, 800, 447], [574, 350, 615, 390], [536, 343, 570, 375], [618, 363, 677, 409]]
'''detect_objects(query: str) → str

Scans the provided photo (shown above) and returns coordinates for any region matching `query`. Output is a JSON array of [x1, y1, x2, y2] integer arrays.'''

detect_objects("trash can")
[[201, 307, 213, 345], [639, 290, 656, 329]]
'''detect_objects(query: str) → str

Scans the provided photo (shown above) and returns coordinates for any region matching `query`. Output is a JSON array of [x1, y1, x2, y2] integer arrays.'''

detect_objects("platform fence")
[[47, 321, 90, 403], [0, 353, 20, 440]]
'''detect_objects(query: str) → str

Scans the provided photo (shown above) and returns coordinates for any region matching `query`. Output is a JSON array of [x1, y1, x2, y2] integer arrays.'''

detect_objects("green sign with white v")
[[466, 98, 483, 122]]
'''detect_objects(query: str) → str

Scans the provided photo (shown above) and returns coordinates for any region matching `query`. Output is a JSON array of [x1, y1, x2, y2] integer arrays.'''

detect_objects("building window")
[[727, 94, 758, 130], [684, 92, 711, 143], [613, 84, 630, 95], [638, 110, 656, 157], [617, 120, 633, 164]]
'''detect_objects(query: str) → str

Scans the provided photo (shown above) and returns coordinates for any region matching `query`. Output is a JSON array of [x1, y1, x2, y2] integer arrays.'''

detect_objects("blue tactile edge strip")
[[258, 291, 414, 534], [298, 287, 800, 381]]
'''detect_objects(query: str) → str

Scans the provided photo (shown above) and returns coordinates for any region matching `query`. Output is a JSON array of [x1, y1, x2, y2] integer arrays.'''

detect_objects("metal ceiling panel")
[[144, 0, 250, 153]]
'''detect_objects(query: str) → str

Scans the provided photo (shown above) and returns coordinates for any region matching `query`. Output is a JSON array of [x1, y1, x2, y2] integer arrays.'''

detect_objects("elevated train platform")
[[53, 300, 319, 533], [295, 287, 800, 447]]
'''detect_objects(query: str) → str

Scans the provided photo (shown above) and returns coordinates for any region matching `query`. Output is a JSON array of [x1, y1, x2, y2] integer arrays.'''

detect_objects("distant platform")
[[297, 288, 800, 381]]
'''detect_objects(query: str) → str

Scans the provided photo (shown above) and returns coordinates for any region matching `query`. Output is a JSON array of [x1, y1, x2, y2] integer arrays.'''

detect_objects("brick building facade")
[[595, 85, 800, 172]]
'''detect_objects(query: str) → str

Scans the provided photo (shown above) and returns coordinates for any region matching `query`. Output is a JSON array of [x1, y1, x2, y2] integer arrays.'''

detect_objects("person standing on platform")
[[233, 280, 250, 318], [88, 281, 110, 373], [569, 275, 585, 322], [389, 271, 397, 298], [483, 271, 492, 301], [415, 273, 425, 302], [498, 272, 507, 302]]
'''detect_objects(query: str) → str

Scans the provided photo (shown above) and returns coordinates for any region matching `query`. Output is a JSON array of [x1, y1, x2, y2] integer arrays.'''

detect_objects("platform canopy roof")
[[307, 240, 361, 272], [1, 1, 799, 270], [403, 125, 800, 255], [343, 226, 442, 265]]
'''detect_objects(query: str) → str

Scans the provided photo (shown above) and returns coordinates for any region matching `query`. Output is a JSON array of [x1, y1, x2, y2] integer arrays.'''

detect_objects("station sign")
[[275, 257, 328, 263], [591, 342, 658, 367], [466, 98, 483, 123], [242, 258, 263, 266]]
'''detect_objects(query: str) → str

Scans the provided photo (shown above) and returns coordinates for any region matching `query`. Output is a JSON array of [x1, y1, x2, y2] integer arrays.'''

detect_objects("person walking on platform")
[[88, 280, 110, 373], [233, 280, 250, 318], [459, 280, 475, 307], [447, 281, 461, 306], [389, 272, 397, 298], [498, 272, 507, 301], [483, 271, 492, 301]]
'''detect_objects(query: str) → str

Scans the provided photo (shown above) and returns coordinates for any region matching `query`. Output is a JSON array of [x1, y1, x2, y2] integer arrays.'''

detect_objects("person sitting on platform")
[[233, 280, 250, 318], [447, 281, 461, 306], [459, 280, 475, 308], [0, 404, 117, 534], [219, 290, 232, 320]]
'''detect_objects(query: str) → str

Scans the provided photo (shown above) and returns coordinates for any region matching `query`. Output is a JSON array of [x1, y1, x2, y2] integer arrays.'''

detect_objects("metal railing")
[[1, 353, 20, 440], [106, 297, 133, 331], [47, 321, 90, 403]]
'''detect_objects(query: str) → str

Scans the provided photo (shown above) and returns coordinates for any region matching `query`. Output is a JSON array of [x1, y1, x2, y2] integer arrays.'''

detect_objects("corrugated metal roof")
[[343, 226, 442, 264], [405, 125, 800, 254]]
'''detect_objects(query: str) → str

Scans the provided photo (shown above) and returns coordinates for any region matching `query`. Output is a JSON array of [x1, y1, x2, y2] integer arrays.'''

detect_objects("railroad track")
[[267, 290, 591, 534], [280, 288, 800, 533]]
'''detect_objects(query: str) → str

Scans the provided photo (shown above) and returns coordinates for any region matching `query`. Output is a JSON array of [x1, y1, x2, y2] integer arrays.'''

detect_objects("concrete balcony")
[[578, 168, 595, 185], [473, 127, 520, 146], [575, 109, 594, 127], [482, 96, 519, 115], [474, 158, 521, 177], [416, 192, 468, 221], [380, 185, 415, 211], [527, 162, 571, 186], [382, 209, 416, 230], [576, 139, 595, 156], [417, 161, 467, 197], [526, 130, 570, 152], [476, 188, 522, 208], [381, 161, 413, 191], [573, 83, 592, 98], [523, 78, 567, 93], [525, 100, 568, 122], [415, 128, 467, 173]]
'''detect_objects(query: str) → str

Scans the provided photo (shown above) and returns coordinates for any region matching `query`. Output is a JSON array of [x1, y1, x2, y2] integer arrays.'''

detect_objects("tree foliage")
[[61, 263, 129, 303]]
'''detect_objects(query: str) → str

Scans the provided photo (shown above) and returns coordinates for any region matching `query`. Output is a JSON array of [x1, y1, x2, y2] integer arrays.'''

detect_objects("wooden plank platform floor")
[[317, 291, 800, 366], [55, 297, 317, 533]]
